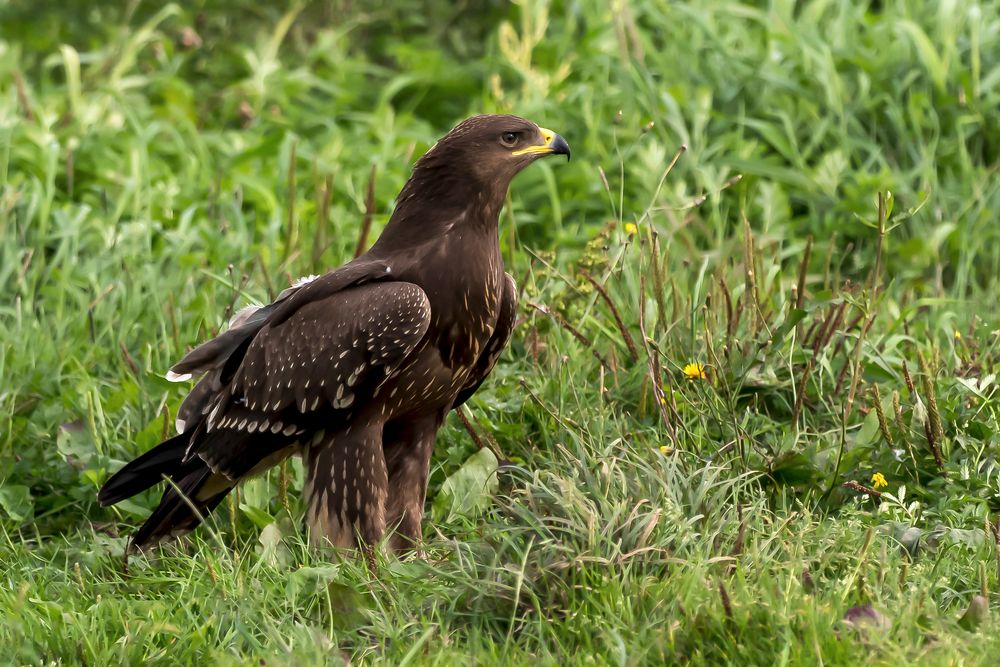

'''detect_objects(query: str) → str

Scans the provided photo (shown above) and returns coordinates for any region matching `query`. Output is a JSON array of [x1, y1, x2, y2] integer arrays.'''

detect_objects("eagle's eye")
[[499, 131, 519, 148]]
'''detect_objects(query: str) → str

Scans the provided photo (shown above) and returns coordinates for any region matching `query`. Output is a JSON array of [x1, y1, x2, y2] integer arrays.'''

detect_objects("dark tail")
[[99, 431, 234, 550], [129, 466, 233, 549], [98, 433, 191, 506]]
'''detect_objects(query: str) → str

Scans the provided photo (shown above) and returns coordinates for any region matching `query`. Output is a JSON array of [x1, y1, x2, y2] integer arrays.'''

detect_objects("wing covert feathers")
[[168, 258, 394, 382]]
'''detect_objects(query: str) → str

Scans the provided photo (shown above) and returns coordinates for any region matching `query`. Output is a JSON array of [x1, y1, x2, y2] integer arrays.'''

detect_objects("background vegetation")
[[2, 0, 1000, 663]]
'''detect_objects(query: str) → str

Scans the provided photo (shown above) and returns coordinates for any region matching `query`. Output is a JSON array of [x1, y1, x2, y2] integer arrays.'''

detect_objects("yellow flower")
[[659, 445, 672, 455], [682, 362, 707, 380], [871, 472, 888, 490], [954, 330, 962, 340], [624, 223, 637, 235]]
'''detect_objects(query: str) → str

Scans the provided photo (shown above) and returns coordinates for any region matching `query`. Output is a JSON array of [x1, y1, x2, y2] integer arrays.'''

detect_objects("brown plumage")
[[98, 114, 570, 553]]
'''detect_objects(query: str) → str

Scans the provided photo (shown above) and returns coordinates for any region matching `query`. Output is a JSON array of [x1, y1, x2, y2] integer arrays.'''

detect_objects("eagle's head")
[[377, 114, 571, 248], [406, 114, 570, 201]]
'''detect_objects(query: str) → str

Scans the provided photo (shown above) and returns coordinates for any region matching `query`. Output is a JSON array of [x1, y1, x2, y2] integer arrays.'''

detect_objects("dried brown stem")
[[795, 236, 813, 312], [902, 360, 917, 397], [14, 70, 33, 120], [457, 406, 487, 451], [354, 164, 377, 258], [791, 358, 813, 425], [918, 351, 947, 474], [719, 275, 734, 344], [278, 461, 290, 514], [119, 341, 139, 378], [819, 301, 851, 353], [283, 140, 297, 262], [829, 308, 864, 361], [649, 233, 668, 334], [836, 313, 874, 410], [581, 271, 639, 362], [718, 580, 734, 619], [842, 480, 882, 499], [313, 173, 333, 269], [528, 302, 609, 368], [638, 274, 678, 447], [742, 216, 759, 337]]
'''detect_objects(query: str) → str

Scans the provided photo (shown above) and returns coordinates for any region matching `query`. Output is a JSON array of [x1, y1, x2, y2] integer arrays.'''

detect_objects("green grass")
[[3, 0, 1000, 663]]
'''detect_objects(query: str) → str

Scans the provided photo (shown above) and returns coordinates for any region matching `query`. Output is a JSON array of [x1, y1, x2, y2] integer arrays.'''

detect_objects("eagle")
[[98, 114, 570, 554]]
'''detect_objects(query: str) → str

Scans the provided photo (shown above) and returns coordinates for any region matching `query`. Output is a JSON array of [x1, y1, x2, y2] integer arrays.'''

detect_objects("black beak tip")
[[552, 134, 571, 162]]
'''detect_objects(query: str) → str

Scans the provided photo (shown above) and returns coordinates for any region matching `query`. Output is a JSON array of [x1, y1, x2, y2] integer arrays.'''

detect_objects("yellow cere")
[[511, 126, 558, 156], [682, 362, 707, 380], [871, 472, 888, 490]]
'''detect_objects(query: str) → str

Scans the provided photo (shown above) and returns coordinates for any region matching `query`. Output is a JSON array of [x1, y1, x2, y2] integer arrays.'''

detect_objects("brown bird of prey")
[[98, 114, 570, 554]]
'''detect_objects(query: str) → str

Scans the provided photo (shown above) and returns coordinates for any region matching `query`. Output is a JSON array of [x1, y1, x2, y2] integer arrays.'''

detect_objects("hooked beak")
[[512, 126, 571, 161]]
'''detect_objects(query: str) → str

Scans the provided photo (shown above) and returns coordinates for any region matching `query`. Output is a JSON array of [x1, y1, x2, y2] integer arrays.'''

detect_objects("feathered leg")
[[304, 423, 388, 550], [382, 412, 443, 553]]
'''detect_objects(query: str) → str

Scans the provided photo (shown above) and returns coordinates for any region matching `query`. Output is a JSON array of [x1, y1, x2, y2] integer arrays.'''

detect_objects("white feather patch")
[[175, 418, 187, 433], [228, 304, 263, 328], [291, 274, 320, 288], [166, 370, 192, 382]]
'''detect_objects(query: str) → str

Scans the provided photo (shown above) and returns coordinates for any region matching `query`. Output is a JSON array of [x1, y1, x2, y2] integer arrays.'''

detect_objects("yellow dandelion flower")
[[954, 330, 962, 340], [659, 445, 672, 455], [624, 223, 637, 235], [871, 472, 888, 490], [682, 362, 707, 380]]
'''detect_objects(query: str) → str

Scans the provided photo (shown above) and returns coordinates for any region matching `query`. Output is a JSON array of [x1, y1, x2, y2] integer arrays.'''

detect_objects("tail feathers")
[[130, 467, 234, 550], [97, 433, 191, 506]]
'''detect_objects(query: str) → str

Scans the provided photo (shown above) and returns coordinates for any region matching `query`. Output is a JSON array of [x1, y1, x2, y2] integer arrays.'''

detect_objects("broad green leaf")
[[0, 484, 34, 522], [432, 448, 499, 523]]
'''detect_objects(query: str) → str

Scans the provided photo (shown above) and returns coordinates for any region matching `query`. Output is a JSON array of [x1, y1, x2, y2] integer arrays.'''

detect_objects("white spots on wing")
[[166, 370, 192, 383], [347, 363, 365, 387], [176, 418, 186, 433], [292, 274, 320, 288], [271, 421, 283, 434]]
